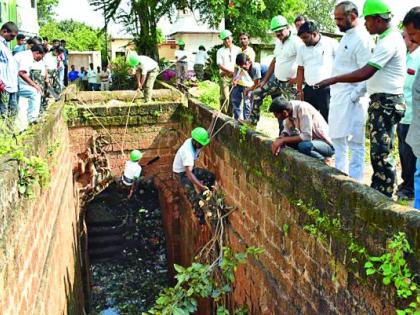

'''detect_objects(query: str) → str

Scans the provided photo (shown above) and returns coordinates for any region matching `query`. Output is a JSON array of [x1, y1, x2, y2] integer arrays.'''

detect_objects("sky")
[[56, 0, 420, 36]]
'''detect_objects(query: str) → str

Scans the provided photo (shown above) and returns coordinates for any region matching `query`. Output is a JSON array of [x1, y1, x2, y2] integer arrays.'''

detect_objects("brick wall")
[[163, 99, 420, 314], [0, 103, 85, 315]]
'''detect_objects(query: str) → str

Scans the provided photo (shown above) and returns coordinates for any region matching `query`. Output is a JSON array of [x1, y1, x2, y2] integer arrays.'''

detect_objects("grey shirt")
[[407, 71, 420, 158]]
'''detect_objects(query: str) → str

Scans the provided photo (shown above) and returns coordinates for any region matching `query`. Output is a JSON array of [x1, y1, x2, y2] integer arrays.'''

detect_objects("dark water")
[[86, 182, 168, 315]]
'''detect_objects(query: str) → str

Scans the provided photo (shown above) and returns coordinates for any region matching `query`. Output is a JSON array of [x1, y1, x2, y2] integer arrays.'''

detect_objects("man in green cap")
[[217, 30, 241, 116], [175, 39, 188, 88], [172, 127, 215, 224], [128, 52, 159, 102], [249, 15, 303, 126], [316, 0, 406, 198], [121, 149, 143, 199]]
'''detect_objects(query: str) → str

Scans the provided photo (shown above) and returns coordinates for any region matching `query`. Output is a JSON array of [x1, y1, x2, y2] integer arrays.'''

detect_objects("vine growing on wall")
[[0, 119, 50, 198], [295, 199, 420, 315], [144, 186, 264, 315]]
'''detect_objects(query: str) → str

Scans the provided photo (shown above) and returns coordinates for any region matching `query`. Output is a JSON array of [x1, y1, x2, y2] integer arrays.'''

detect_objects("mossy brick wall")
[[66, 92, 185, 178], [0, 102, 85, 315], [168, 98, 420, 314]]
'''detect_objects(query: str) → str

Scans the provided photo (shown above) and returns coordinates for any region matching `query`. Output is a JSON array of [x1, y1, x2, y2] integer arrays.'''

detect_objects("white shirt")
[[297, 35, 338, 86], [195, 50, 208, 65], [329, 26, 374, 141], [32, 59, 46, 76], [175, 49, 189, 62], [87, 69, 97, 84], [274, 35, 303, 81], [123, 160, 142, 185], [172, 138, 200, 173], [367, 28, 406, 95], [242, 46, 256, 63], [137, 55, 158, 75], [44, 53, 58, 70], [216, 45, 241, 73], [0, 36, 18, 93], [14, 50, 37, 87]]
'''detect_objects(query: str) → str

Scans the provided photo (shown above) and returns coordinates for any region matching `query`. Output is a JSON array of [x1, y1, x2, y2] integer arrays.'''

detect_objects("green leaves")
[[364, 233, 420, 314]]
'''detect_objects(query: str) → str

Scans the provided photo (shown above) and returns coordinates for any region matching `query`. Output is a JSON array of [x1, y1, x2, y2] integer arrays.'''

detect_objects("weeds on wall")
[[0, 119, 50, 198], [295, 199, 420, 314], [145, 186, 264, 315]]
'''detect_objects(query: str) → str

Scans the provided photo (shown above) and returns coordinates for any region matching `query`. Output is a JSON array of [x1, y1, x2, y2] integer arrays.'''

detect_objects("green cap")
[[363, 0, 392, 17], [271, 15, 288, 32], [130, 150, 142, 162], [127, 52, 140, 68], [191, 127, 210, 146], [177, 39, 185, 46], [219, 30, 232, 40]]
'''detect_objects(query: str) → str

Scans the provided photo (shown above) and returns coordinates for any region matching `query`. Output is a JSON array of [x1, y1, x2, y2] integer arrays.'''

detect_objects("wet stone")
[[86, 182, 169, 315]]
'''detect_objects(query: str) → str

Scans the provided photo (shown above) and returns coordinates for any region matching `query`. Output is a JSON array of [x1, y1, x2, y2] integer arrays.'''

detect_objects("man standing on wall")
[[316, 0, 406, 198], [0, 22, 18, 119], [296, 21, 338, 122], [402, 6, 420, 209], [217, 30, 241, 117], [175, 39, 189, 88], [172, 127, 215, 224], [329, 1, 373, 182], [249, 15, 303, 125]]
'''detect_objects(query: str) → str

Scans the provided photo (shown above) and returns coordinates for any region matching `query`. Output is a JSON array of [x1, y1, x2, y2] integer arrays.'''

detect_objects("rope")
[[120, 90, 140, 155], [208, 85, 234, 139]]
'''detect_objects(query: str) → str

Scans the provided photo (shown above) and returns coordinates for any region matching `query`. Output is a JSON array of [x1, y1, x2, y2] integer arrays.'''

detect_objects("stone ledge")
[[187, 98, 420, 262]]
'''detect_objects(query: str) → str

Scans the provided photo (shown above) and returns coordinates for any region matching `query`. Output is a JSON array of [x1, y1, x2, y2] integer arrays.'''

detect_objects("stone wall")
[[0, 102, 85, 315], [167, 98, 420, 314]]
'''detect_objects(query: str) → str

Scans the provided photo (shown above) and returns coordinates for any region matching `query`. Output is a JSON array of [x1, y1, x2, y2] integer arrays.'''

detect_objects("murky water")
[[86, 182, 168, 315]]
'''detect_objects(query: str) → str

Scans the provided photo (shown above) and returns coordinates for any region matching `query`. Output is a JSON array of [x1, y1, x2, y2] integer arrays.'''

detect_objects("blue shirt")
[[0, 36, 18, 93], [68, 70, 79, 82], [12, 45, 26, 56]]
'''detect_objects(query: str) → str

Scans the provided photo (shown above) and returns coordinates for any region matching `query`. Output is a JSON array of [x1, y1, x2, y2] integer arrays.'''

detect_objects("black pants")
[[303, 85, 330, 122], [397, 123, 416, 193]]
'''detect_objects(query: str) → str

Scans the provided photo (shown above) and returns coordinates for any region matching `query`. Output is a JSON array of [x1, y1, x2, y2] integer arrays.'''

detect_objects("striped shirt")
[[0, 36, 18, 93]]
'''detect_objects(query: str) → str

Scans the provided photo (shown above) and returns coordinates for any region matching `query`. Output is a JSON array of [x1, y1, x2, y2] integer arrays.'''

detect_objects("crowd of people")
[[171, 1, 420, 210], [0, 23, 71, 128], [0, 23, 111, 131], [2, 0, 420, 210]]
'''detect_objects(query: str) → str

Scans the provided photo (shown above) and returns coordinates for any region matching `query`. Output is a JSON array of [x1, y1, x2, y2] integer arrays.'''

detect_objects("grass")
[[197, 81, 220, 110]]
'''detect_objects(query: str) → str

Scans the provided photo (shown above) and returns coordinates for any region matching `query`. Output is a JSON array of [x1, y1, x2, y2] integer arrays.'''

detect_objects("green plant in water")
[[144, 246, 263, 315], [364, 232, 420, 315], [283, 223, 289, 237]]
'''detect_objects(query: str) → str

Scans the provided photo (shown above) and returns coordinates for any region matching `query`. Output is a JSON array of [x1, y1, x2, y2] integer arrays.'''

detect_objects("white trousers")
[[333, 137, 365, 182]]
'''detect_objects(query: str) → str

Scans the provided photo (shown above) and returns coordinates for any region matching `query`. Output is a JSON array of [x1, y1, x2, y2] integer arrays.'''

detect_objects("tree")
[[39, 20, 105, 52], [192, 0, 337, 39], [88, 0, 187, 59], [37, 0, 59, 26]]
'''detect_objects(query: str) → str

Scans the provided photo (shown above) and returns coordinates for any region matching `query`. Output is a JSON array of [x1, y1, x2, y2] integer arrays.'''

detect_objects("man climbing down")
[[172, 127, 215, 224], [122, 149, 143, 199]]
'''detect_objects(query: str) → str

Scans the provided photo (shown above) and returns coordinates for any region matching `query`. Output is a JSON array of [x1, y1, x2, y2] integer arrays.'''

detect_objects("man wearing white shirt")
[[217, 30, 241, 116], [0, 22, 18, 118], [317, 0, 406, 197], [296, 21, 338, 122], [15, 44, 46, 124], [249, 15, 303, 125], [194, 45, 208, 81], [175, 39, 188, 87], [329, 1, 374, 182], [135, 55, 159, 102]]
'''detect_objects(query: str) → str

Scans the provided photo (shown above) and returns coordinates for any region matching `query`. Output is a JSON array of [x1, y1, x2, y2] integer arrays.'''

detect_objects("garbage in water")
[[86, 181, 168, 315]]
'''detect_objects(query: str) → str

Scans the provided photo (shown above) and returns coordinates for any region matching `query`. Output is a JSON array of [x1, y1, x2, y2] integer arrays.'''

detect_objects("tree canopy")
[[37, 0, 59, 26], [39, 20, 105, 52]]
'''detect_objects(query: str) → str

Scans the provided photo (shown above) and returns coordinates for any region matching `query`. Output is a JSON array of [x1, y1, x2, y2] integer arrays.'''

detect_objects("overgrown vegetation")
[[145, 186, 263, 314], [295, 199, 419, 314], [0, 120, 50, 198], [197, 81, 220, 110]]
